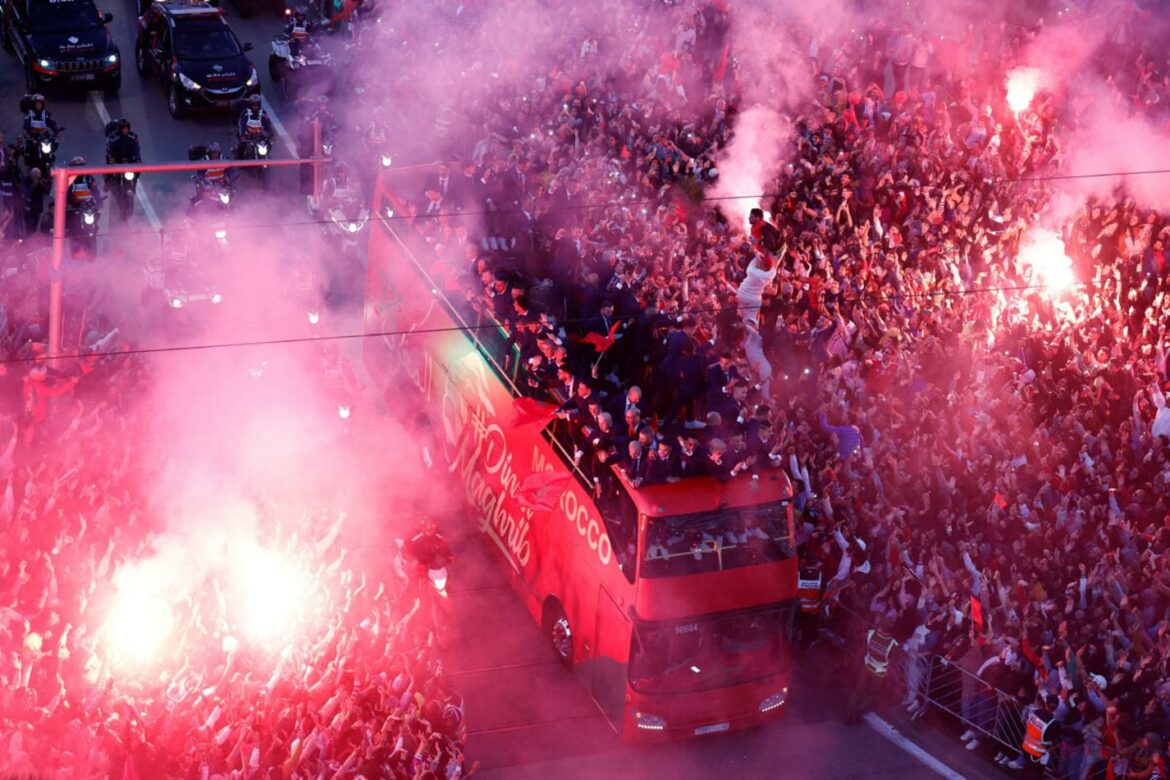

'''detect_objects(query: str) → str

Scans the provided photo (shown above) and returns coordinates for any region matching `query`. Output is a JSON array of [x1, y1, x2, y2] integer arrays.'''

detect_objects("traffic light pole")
[[46, 156, 326, 361]]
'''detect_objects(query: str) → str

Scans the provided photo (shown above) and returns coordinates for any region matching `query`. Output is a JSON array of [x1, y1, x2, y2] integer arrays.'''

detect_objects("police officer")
[[236, 95, 274, 151], [795, 564, 824, 643], [105, 119, 141, 166], [193, 142, 232, 202], [22, 94, 59, 137], [402, 520, 454, 610], [844, 616, 898, 724], [66, 157, 98, 208], [320, 162, 356, 210], [1021, 693, 1059, 779]]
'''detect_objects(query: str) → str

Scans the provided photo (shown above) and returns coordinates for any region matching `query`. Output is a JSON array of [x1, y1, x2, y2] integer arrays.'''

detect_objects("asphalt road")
[[439, 507, 998, 780], [0, 1, 368, 352], [0, 0, 314, 268]]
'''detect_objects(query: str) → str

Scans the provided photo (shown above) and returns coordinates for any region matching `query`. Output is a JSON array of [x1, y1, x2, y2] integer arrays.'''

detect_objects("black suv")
[[1, 0, 121, 92], [135, 0, 259, 119]]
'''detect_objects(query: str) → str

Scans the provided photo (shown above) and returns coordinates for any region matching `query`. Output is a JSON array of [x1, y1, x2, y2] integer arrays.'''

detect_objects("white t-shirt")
[[737, 257, 778, 300]]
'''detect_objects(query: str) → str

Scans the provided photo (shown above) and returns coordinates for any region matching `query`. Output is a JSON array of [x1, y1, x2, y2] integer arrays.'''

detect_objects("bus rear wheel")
[[544, 601, 573, 666]]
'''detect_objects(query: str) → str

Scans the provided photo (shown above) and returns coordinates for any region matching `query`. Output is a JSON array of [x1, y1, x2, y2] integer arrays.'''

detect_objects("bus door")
[[590, 584, 629, 731]]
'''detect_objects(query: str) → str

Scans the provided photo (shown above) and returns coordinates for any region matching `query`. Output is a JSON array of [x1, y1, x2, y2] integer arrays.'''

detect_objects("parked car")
[[1, 0, 120, 92], [134, 0, 259, 119]]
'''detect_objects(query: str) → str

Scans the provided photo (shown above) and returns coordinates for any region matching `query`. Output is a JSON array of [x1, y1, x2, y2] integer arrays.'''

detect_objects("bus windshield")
[[629, 603, 793, 695], [640, 502, 792, 578]]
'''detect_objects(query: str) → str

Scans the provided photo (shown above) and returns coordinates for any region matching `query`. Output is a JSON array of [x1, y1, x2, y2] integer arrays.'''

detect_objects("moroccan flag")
[[510, 397, 560, 429], [576, 321, 621, 353], [714, 45, 731, 82], [515, 471, 571, 512], [970, 595, 984, 631]]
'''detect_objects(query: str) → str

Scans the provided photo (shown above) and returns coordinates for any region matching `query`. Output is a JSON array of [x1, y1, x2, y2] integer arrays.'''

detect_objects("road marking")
[[863, 713, 967, 780], [260, 94, 298, 157], [88, 93, 163, 230]]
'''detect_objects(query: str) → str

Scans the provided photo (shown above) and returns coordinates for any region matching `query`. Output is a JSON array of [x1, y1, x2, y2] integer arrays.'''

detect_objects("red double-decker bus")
[[363, 169, 797, 740]]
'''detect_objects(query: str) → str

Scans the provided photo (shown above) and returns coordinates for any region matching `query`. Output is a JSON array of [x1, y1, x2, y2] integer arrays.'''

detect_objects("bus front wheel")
[[543, 601, 573, 667]]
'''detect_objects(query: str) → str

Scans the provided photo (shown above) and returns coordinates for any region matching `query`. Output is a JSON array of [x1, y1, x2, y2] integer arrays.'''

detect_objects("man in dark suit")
[[706, 351, 744, 420], [746, 417, 784, 471], [612, 385, 645, 423], [422, 162, 452, 205], [449, 160, 482, 212], [621, 440, 651, 487], [646, 439, 681, 485], [704, 438, 751, 483], [675, 432, 706, 479]]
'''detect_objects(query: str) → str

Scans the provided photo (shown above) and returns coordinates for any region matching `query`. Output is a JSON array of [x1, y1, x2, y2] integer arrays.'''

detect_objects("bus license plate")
[[694, 722, 730, 736]]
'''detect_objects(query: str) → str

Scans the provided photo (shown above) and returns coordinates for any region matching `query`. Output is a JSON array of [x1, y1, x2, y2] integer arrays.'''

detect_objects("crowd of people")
[[374, 0, 1170, 777], [6, 0, 1170, 774], [0, 330, 471, 778]]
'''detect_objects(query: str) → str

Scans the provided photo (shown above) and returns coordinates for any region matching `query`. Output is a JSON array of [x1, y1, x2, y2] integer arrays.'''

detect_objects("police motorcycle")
[[142, 238, 225, 320], [186, 143, 235, 257], [269, 9, 335, 103], [64, 157, 101, 260], [103, 119, 140, 223], [311, 162, 368, 261], [233, 97, 274, 188], [308, 340, 360, 425], [187, 142, 236, 210], [19, 94, 63, 175]]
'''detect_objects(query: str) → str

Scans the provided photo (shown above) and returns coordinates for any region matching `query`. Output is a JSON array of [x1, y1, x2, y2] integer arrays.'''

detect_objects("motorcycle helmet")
[[31, 93, 45, 109], [118, 118, 132, 133], [68, 156, 86, 166], [249, 94, 262, 109], [207, 142, 222, 158]]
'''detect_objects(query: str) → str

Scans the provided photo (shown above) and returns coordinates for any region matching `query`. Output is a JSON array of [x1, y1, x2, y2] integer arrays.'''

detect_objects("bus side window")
[[599, 487, 637, 584]]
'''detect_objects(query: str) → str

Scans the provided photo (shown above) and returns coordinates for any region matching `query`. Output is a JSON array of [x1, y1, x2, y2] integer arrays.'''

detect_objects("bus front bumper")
[[623, 679, 790, 742]]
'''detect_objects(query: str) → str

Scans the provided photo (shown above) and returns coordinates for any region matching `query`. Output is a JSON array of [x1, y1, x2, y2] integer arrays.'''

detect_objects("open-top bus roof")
[[615, 468, 791, 519]]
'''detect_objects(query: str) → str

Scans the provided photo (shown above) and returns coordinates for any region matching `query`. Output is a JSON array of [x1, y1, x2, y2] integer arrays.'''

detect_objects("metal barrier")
[[830, 604, 1041, 770]]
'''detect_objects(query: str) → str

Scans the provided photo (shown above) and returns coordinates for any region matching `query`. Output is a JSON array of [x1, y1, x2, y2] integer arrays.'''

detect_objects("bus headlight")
[[634, 712, 666, 731], [758, 688, 788, 713]]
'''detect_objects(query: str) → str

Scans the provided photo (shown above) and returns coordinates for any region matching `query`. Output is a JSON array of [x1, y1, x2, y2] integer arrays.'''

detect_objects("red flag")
[[714, 45, 731, 82], [510, 397, 559, 429], [515, 471, 571, 512], [970, 595, 984, 631], [993, 492, 1008, 510], [575, 321, 621, 353]]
